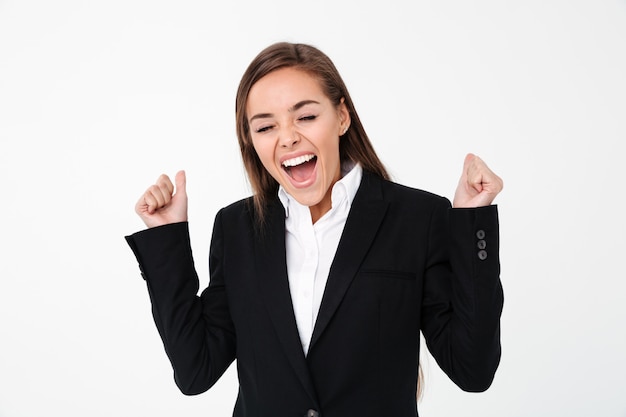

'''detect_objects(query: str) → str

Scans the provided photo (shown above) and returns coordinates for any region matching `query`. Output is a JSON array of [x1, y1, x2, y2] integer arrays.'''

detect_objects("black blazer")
[[126, 171, 503, 417]]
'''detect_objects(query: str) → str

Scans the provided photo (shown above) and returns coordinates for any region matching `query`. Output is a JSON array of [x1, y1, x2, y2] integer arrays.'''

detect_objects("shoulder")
[[216, 195, 284, 229], [361, 170, 450, 209], [220, 196, 253, 213], [215, 196, 255, 224]]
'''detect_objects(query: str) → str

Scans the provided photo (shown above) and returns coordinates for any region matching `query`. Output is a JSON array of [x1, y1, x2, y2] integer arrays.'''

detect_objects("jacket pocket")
[[359, 269, 416, 281]]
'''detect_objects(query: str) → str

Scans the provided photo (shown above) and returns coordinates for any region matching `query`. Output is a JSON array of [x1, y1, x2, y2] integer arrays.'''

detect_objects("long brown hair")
[[235, 42, 389, 223]]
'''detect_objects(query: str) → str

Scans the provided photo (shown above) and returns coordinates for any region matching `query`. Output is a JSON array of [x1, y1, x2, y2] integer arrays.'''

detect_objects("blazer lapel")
[[309, 172, 388, 351], [254, 199, 319, 404]]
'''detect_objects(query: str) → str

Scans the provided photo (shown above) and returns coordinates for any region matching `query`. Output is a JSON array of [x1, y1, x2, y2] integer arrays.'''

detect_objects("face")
[[247, 67, 350, 221]]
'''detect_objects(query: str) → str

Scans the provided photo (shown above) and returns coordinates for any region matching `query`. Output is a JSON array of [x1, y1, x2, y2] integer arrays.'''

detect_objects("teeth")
[[282, 154, 315, 167]]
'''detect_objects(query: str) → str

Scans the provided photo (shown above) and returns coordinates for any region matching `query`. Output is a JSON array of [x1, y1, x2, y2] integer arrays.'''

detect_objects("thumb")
[[174, 170, 187, 197], [462, 152, 476, 171], [461, 153, 476, 182], [463, 153, 484, 193]]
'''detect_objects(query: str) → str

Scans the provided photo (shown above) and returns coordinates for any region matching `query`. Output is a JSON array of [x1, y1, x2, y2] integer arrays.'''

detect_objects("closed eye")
[[298, 115, 317, 121], [255, 125, 274, 133]]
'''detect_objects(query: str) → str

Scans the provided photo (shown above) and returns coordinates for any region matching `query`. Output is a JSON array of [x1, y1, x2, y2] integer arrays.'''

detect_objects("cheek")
[[319, 135, 341, 161], [252, 140, 277, 171]]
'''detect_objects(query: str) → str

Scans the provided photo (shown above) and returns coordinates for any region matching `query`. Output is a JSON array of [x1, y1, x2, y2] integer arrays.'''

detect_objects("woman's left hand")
[[453, 153, 503, 208]]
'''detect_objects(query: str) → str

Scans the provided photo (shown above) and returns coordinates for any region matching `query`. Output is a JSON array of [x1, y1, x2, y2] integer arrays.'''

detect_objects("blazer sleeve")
[[420, 200, 503, 392], [125, 214, 236, 395]]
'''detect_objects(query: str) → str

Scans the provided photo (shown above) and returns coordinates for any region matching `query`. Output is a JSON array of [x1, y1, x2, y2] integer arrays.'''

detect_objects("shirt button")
[[476, 229, 486, 239], [478, 250, 488, 260]]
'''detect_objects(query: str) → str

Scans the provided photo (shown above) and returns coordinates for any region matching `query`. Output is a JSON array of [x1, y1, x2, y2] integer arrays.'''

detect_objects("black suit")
[[126, 171, 503, 417]]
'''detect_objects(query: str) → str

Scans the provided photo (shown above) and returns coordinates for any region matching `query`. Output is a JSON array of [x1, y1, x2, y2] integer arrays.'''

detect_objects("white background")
[[1, 1, 625, 416]]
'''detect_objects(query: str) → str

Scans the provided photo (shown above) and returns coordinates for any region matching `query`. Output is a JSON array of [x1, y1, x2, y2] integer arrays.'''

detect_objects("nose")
[[278, 124, 300, 148]]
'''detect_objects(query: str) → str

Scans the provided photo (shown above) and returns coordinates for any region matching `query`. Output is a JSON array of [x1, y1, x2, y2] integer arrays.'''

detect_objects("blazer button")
[[478, 250, 488, 260], [476, 229, 486, 239], [305, 410, 319, 417], [477, 240, 486, 249]]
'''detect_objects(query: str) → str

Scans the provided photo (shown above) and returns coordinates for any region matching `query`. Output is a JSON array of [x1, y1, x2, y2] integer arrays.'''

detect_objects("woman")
[[126, 42, 504, 417]]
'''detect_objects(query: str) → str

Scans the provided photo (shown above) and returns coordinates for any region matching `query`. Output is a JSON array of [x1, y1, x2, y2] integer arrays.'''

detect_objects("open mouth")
[[282, 154, 317, 183]]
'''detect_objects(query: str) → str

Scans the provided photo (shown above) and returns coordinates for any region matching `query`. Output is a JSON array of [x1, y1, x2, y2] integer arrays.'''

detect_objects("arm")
[[421, 154, 504, 391], [125, 172, 236, 394], [421, 202, 503, 392]]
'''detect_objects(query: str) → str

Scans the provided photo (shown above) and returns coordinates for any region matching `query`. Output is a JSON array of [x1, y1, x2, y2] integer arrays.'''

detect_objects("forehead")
[[246, 67, 327, 113]]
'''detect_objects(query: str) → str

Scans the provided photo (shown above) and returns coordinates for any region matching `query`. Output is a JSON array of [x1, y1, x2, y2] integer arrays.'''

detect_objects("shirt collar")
[[278, 161, 362, 218]]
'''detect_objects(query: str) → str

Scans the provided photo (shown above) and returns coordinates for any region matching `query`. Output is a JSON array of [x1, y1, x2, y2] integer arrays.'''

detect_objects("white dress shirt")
[[278, 163, 363, 355]]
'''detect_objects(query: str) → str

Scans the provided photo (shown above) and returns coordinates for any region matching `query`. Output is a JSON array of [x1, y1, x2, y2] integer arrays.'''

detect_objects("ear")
[[338, 97, 351, 134]]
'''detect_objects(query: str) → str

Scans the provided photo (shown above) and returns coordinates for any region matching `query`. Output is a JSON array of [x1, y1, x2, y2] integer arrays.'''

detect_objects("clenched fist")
[[453, 154, 503, 208], [135, 170, 188, 228]]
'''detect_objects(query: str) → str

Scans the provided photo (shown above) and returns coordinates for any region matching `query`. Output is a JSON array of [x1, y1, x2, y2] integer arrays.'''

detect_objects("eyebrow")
[[249, 100, 320, 123]]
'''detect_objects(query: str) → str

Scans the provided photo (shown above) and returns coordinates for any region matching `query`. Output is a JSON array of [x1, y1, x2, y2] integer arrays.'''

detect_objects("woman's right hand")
[[135, 170, 188, 228]]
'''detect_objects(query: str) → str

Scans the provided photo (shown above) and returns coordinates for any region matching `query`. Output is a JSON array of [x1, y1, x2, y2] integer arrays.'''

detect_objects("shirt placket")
[[298, 216, 318, 354]]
